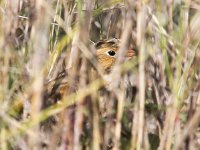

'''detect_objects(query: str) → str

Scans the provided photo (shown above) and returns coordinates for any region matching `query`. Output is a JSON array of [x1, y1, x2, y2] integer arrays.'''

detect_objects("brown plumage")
[[96, 38, 135, 72]]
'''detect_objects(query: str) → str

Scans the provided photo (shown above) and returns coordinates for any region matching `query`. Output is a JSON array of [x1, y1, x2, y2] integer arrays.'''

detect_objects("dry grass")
[[1, 0, 200, 150]]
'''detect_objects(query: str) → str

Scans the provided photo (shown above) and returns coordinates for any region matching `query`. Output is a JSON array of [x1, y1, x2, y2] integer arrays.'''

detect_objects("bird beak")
[[126, 49, 135, 58]]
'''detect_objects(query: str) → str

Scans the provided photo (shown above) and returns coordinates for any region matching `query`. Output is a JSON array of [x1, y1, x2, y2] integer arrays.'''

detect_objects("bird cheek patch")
[[99, 57, 114, 71]]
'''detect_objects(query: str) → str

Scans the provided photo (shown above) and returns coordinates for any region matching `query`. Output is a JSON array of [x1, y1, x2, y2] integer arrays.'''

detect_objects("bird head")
[[95, 38, 136, 72]]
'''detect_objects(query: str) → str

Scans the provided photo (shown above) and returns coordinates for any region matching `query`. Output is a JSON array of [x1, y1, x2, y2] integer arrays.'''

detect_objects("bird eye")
[[107, 50, 116, 57]]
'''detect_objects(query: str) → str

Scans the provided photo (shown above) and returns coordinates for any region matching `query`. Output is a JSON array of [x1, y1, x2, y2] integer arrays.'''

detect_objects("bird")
[[9, 38, 136, 119], [44, 38, 136, 104]]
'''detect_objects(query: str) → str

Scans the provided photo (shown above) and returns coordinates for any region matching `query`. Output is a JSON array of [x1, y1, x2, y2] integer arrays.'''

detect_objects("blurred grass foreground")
[[1, 0, 200, 150]]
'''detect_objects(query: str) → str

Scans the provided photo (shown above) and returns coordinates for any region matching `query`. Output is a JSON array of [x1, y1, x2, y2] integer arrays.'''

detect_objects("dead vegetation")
[[0, 0, 200, 150]]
